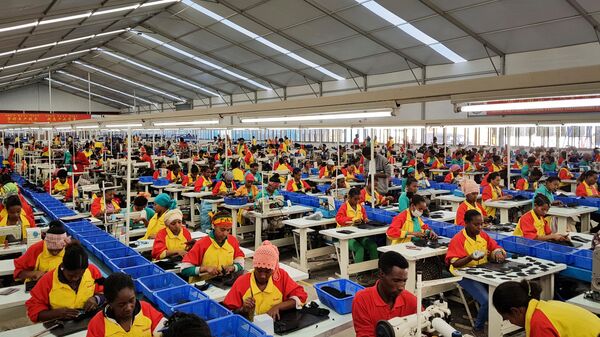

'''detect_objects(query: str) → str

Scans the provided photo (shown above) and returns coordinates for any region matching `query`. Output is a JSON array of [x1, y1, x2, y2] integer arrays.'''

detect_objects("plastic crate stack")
[[13, 174, 270, 337]]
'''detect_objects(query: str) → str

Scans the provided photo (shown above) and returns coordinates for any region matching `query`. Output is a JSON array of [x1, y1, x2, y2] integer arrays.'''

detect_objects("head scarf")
[[245, 174, 255, 183], [326, 159, 335, 166], [163, 209, 183, 226], [461, 179, 479, 195], [253, 240, 280, 280], [407, 167, 415, 174], [212, 212, 233, 228], [2, 182, 18, 195], [450, 164, 461, 172], [45, 224, 70, 250], [223, 171, 234, 181], [154, 193, 177, 210]]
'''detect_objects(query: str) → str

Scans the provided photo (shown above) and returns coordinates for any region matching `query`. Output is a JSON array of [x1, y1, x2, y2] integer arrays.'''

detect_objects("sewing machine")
[[255, 195, 285, 214], [376, 301, 470, 337], [376, 274, 468, 337], [0, 225, 22, 241], [584, 247, 600, 302]]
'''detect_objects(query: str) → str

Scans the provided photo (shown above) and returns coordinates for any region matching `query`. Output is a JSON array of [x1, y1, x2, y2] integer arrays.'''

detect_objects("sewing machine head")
[[0, 225, 21, 241], [376, 301, 471, 337]]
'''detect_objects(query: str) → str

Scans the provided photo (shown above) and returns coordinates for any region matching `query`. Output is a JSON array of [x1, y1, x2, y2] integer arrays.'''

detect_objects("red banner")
[[0, 113, 92, 124]]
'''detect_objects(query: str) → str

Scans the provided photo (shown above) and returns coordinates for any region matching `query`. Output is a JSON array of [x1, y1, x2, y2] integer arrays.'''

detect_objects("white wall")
[[0, 83, 118, 113]]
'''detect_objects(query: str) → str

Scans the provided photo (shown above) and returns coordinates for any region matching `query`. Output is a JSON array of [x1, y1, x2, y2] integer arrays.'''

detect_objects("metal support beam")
[[162, 14, 323, 84], [138, 23, 287, 89], [418, 0, 505, 57], [101, 47, 232, 96], [303, 0, 424, 68], [219, 0, 365, 77], [125, 33, 257, 93], [68, 62, 190, 103], [564, 0, 600, 44]]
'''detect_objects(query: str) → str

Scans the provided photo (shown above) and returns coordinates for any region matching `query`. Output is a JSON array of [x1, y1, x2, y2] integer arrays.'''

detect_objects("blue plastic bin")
[[82, 234, 115, 249], [107, 255, 151, 273], [314, 279, 364, 315], [138, 273, 187, 303], [208, 315, 268, 337], [500, 236, 540, 255], [444, 226, 462, 239], [91, 241, 124, 256], [121, 264, 165, 293], [154, 285, 209, 316], [533, 242, 577, 265], [572, 249, 593, 270], [100, 247, 138, 264], [173, 299, 231, 321]]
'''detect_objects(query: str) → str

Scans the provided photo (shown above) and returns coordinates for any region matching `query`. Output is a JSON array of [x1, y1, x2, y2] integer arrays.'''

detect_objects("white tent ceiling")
[[0, 0, 598, 109]]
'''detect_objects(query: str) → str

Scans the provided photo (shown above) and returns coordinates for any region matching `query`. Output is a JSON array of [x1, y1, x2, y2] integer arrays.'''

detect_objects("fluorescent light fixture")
[[0, 66, 61, 81], [233, 127, 258, 130], [355, 0, 466, 63], [55, 126, 73, 130], [0, 49, 92, 71], [241, 110, 392, 123], [75, 125, 99, 129], [181, 0, 345, 81], [460, 97, 600, 112], [99, 49, 218, 96], [40, 13, 92, 25], [0, 1, 179, 35], [0, 29, 125, 58], [57, 70, 158, 106], [153, 120, 219, 126], [0, 21, 38, 33], [133, 31, 271, 90], [46, 78, 133, 107], [105, 123, 142, 128], [73, 61, 185, 102]]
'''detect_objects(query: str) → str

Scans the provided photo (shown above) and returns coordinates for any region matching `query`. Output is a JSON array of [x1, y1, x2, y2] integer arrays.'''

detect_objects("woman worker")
[[90, 186, 121, 218], [180, 212, 245, 282], [0, 194, 35, 244], [151, 209, 193, 260], [514, 195, 570, 242], [87, 273, 166, 337], [212, 171, 237, 196], [387, 195, 437, 244], [223, 241, 307, 320], [481, 172, 513, 219], [142, 193, 177, 240], [286, 168, 312, 193], [446, 210, 507, 332], [455, 180, 487, 226], [26, 241, 104, 322], [44, 168, 76, 201], [335, 188, 378, 263], [13, 220, 69, 281], [492, 280, 600, 336]]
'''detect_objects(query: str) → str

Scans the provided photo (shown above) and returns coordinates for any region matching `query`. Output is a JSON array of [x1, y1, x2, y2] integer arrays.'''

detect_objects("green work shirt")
[[398, 192, 410, 212], [534, 184, 554, 204]]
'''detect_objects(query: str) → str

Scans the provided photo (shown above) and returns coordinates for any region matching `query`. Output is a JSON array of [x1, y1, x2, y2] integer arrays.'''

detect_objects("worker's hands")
[[267, 305, 282, 321], [30, 271, 45, 281], [55, 308, 80, 320], [83, 296, 99, 312], [352, 219, 365, 225], [241, 298, 255, 314], [222, 265, 236, 275], [552, 200, 563, 206], [203, 266, 221, 276], [411, 232, 427, 238], [470, 250, 485, 261], [493, 249, 507, 263], [551, 233, 570, 241], [500, 195, 513, 200], [174, 250, 188, 257], [428, 231, 439, 240]]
